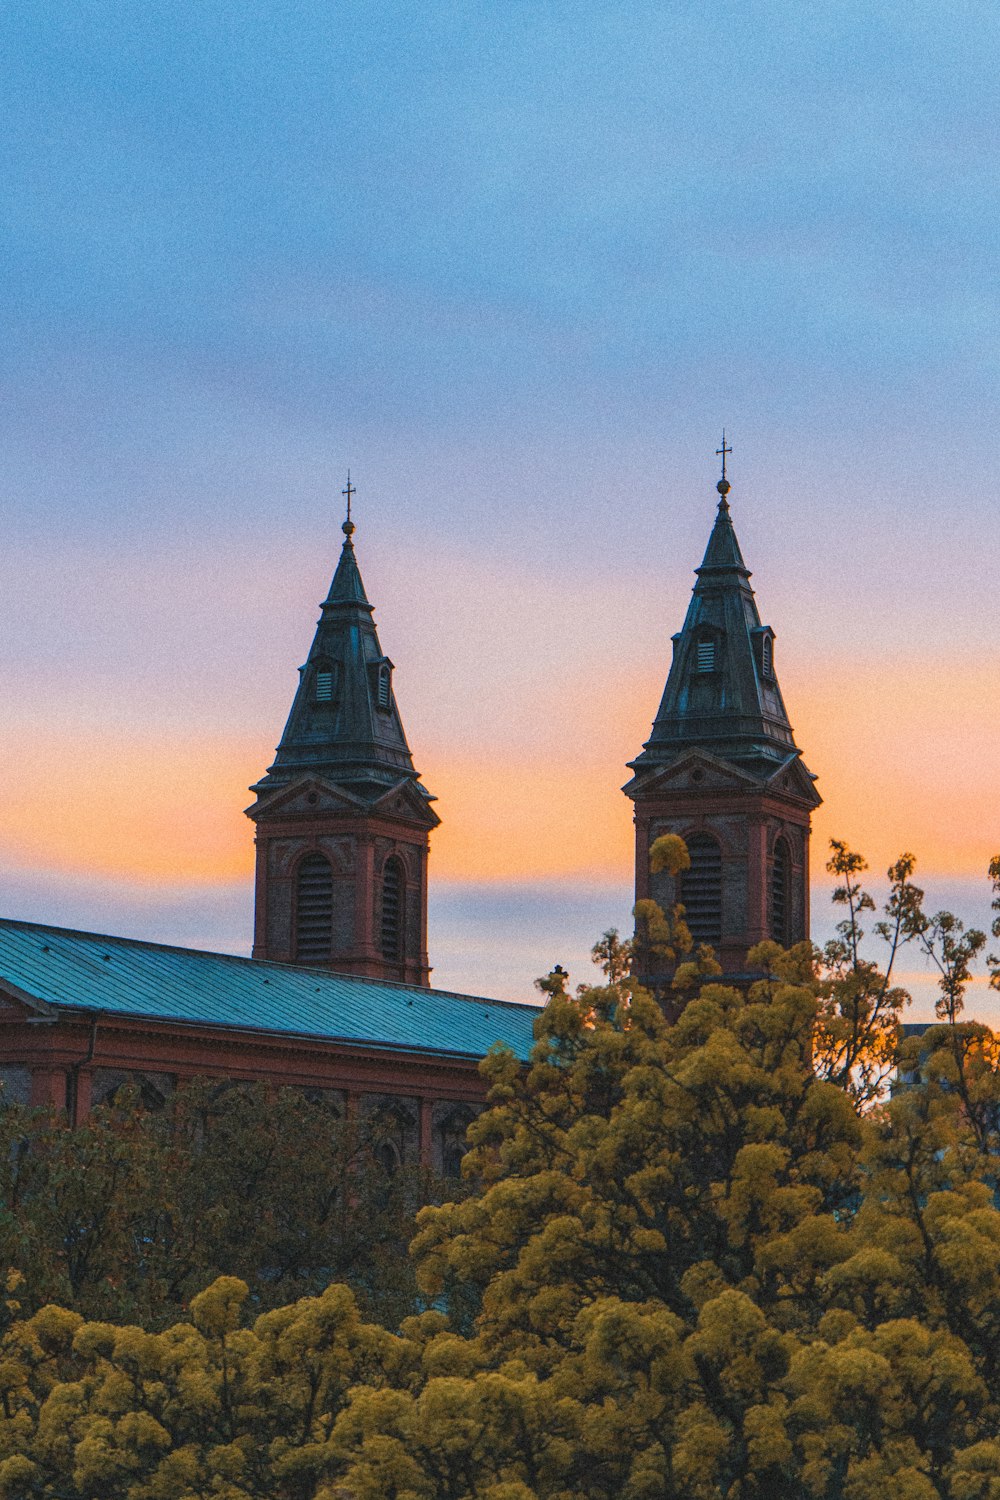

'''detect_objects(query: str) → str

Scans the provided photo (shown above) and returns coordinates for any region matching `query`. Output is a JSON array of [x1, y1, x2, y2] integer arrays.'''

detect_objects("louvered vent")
[[380, 859, 403, 961], [315, 668, 334, 703], [762, 635, 772, 678], [377, 663, 392, 710], [680, 834, 723, 945], [696, 640, 715, 673], [295, 854, 333, 960], [771, 840, 790, 944]]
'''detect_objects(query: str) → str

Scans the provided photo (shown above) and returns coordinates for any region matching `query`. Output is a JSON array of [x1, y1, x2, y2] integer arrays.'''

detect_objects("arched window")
[[376, 1139, 401, 1176], [680, 833, 723, 945], [771, 838, 791, 945], [376, 661, 392, 710], [380, 858, 404, 962], [761, 635, 772, 677], [295, 853, 334, 961], [437, 1104, 478, 1180]]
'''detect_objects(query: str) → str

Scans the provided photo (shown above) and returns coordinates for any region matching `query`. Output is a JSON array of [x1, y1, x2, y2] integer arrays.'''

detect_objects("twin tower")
[[247, 469, 820, 989]]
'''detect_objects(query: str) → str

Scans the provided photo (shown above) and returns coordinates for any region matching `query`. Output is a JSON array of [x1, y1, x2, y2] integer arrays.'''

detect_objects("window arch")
[[771, 838, 791, 945], [380, 857, 405, 962], [679, 833, 723, 945], [295, 853, 334, 961]]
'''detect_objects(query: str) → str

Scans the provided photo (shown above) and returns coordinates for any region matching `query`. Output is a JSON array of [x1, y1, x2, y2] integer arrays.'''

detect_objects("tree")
[[0, 1276, 403, 1500], [812, 842, 922, 1108], [342, 955, 862, 1498], [0, 1081, 435, 1331], [812, 841, 997, 1109]]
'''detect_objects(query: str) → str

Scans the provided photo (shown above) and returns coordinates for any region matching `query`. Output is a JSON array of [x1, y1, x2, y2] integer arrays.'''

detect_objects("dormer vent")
[[696, 640, 715, 673]]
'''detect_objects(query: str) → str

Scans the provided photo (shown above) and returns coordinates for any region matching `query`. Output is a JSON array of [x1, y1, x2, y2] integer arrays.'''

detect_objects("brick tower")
[[623, 449, 820, 989], [247, 491, 438, 984]]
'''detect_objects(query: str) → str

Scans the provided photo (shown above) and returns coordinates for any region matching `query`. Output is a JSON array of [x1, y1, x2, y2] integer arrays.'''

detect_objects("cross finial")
[[716, 430, 732, 481], [342, 471, 356, 537], [715, 431, 732, 498]]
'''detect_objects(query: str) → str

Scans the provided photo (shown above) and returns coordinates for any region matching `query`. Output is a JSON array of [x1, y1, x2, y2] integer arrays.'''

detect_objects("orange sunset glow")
[[4, 647, 997, 895]]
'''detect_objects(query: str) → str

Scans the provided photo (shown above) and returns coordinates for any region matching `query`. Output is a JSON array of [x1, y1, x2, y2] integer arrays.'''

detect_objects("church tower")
[[623, 449, 820, 988], [247, 491, 439, 985]]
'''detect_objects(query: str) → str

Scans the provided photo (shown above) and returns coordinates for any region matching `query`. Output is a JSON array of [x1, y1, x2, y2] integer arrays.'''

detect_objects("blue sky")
[[1, 1, 998, 1015]]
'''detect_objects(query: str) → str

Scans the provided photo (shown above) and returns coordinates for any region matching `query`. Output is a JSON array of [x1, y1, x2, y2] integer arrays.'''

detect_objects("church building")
[[0, 456, 819, 1154]]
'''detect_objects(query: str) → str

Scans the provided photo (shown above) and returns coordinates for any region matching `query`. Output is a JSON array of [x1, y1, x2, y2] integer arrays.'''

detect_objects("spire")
[[627, 453, 811, 782], [699, 428, 748, 573], [697, 486, 750, 574], [250, 480, 435, 812], [324, 522, 372, 607], [321, 471, 371, 607]]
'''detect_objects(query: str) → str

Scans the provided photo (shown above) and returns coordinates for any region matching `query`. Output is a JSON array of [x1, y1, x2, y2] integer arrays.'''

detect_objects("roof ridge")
[[0, 916, 541, 1013]]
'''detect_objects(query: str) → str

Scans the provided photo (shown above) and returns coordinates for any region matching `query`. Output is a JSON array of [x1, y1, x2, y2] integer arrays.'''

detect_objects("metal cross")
[[716, 431, 732, 482], [342, 471, 355, 523]]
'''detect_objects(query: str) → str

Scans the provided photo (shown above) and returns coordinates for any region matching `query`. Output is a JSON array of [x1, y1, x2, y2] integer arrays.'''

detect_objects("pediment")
[[0, 979, 56, 1020], [370, 778, 442, 829], [245, 775, 367, 821], [764, 753, 823, 809], [624, 749, 760, 798]]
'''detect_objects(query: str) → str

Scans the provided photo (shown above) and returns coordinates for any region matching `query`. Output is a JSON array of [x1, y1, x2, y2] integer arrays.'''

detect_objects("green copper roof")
[[0, 918, 540, 1062]]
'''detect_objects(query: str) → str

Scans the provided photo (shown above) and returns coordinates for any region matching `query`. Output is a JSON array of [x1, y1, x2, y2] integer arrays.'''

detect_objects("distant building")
[[0, 457, 821, 1148]]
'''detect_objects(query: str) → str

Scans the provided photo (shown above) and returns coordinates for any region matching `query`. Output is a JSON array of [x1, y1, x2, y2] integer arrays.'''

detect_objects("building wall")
[[0, 1008, 493, 1169]]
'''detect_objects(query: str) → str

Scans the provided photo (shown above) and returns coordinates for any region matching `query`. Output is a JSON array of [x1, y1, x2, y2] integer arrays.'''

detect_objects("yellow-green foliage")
[[11, 952, 1000, 1495], [649, 834, 691, 877]]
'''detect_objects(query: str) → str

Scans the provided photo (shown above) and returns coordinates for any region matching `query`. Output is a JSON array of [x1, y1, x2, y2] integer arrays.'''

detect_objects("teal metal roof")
[[0, 918, 540, 1062]]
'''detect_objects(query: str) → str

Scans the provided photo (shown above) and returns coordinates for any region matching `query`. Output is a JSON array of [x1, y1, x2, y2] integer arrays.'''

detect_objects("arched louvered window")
[[771, 838, 791, 945], [295, 854, 334, 961], [376, 662, 392, 710], [380, 858, 404, 962], [680, 833, 723, 945]]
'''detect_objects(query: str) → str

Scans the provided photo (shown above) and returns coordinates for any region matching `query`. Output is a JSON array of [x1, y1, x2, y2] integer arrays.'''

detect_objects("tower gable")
[[623, 748, 761, 798], [246, 775, 368, 821]]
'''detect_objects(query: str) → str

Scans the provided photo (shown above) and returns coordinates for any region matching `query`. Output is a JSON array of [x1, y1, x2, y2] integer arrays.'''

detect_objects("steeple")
[[251, 513, 431, 806], [247, 484, 438, 985], [624, 447, 820, 993], [630, 473, 798, 781]]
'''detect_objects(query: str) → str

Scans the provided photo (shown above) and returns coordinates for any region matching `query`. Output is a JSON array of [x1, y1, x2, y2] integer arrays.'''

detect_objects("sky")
[[1, 1, 998, 1018]]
